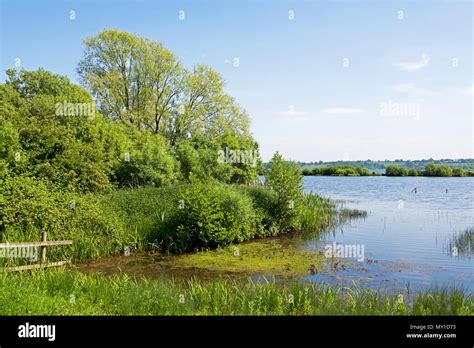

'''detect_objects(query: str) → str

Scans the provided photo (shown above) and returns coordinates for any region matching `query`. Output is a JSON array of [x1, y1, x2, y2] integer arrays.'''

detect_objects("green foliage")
[[298, 194, 335, 233], [424, 163, 453, 177], [384, 163, 469, 177], [77, 29, 260, 184], [0, 31, 337, 263], [170, 181, 260, 252], [385, 165, 408, 176], [0, 175, 131, 261], [114, 129, 177, 188], [453, 167, 465, 177], [0, 270, 471, 315], [1, 28, 262, 194], [237, 186, 279, 235], [0, 175, 69, 233], [266, 152, 303, 232], [307, 166, 371, 176], [300, 158, 474, 171], [78, 29, 181, 131], [1, 69, 120, 192], [175, 136, 260, 184]]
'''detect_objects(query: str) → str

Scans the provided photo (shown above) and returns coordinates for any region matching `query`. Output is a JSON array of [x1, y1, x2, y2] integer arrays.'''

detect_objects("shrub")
[[0, 175, 129, 261], [305, 166, 370, 176], [170, 181, 260, 252], [266, 152, 303, 232], [113, 130, 178, 188], [453, 167, 465, 177], [237, 185, 279, 235], [385, 165, 408, 176], [424, 163, 453, 177]]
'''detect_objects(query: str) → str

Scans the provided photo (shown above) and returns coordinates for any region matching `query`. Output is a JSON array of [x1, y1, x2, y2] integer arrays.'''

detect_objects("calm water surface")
[[303, 176, 473, 293]]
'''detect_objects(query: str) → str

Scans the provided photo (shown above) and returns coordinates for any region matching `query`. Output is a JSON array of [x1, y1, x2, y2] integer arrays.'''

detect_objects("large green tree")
[[77, 29, 260, 183], [1, 68, 177, 191]]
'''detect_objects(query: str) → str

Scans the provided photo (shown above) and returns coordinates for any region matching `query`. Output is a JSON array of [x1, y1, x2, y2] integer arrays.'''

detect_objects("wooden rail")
[[0, 240, 73, 248], [0, 232, 73, 272]]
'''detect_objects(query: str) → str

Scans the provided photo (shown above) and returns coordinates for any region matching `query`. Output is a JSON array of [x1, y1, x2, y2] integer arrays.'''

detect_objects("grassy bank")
[[0, 269, 471, 315], [0, 183, 336, 263]]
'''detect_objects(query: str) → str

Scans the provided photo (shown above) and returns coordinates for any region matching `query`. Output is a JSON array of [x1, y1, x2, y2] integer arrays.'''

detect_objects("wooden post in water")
[[41, 231, 47, 266]]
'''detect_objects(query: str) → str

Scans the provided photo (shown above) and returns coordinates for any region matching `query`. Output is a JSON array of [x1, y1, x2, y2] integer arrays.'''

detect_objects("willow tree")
[[77, 29, 261, 183], [77, 29, 182, 132]]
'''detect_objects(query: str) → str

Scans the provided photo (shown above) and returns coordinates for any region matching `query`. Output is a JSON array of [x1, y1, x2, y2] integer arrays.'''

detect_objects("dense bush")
[[453, 167, 465, 177], [383, 163, 473, 177], [1, 69, 122, 192], [424, 163, 453, 177], [0, 175, 70, 234], [266, 152, 304, 232], [113, 129, 178, 188], [237, 185, 279, 235], [170, 181, 260, 252], [0, 175, 131, 260], [385, 165, 408, 176], [408, 169, 421, 176], [303, 166, 370, 176]]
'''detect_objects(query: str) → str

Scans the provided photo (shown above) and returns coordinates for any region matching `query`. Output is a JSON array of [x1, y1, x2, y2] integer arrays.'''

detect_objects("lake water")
[[303, 176, 474, 293]]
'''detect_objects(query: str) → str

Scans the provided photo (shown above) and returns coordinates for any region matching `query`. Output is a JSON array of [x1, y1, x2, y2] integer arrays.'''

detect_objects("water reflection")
[[445, 228, 473, 259]]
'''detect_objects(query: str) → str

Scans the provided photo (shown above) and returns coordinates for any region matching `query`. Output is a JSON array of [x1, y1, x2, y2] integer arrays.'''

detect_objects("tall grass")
[[0, 269, 471, 315], [298, 193, 335, 233]]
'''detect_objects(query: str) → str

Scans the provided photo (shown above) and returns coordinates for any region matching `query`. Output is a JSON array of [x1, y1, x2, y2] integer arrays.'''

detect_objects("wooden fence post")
[[0, 236, 72, 272], [41, 231, 47, 266]]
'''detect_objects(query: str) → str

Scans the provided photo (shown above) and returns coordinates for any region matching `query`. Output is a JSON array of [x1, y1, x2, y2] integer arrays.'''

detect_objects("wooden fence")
[[0, 232, 73, 272]]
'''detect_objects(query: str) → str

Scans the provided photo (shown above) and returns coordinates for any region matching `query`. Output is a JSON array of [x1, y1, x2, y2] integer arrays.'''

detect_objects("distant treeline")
[[385, 164, 474, 177], [299, 159, 474, 171], [301, 163, 474, 177], [302, 166, 374, 176]]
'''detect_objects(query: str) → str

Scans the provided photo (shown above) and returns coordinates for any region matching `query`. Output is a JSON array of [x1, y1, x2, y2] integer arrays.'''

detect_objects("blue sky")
[[1, 0, 472, 161]]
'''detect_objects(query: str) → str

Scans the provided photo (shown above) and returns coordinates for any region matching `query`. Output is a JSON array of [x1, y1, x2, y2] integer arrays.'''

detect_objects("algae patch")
[[171, 238, 325, 276]]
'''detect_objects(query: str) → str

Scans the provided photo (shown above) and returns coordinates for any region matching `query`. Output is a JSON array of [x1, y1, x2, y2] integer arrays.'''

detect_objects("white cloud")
[[444, 85, 474, 96], [276, 110, 307, 117], [389, 83, 473, 97], [323, 107, 365, 114], [275, 116, 308, 123], [273, 107, 308, 122], [391, 83, 435, 96], [459, 85, 474, 96], [393, 54, 430, 71]]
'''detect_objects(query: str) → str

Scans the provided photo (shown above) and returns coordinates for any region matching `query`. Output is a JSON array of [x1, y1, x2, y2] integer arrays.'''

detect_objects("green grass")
[[298, 193, 335, 234], [0, 269, 471, 315], [338, 208, 368, 220]]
